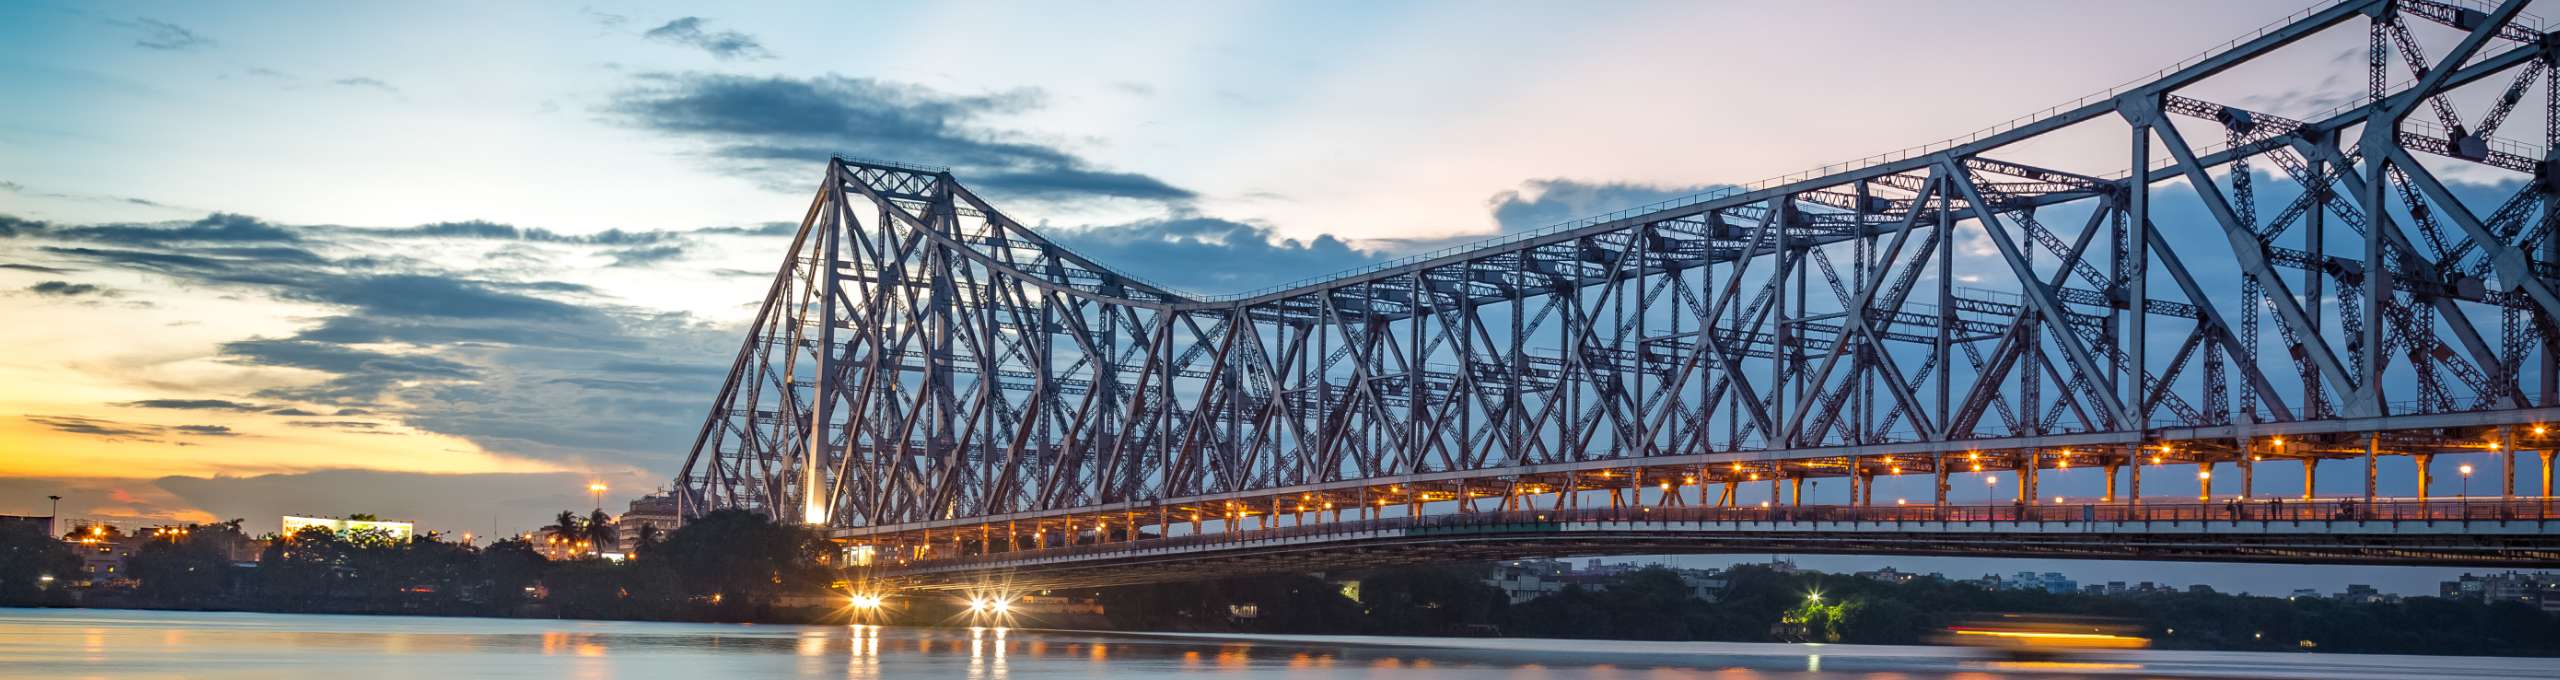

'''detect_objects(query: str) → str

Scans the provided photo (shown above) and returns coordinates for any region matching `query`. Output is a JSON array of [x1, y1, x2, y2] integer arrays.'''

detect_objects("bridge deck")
[[865, 499, 2560, 591]]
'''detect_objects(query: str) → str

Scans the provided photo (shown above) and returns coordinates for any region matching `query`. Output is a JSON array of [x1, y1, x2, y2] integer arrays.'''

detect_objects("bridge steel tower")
[[676, 0, 2560, 571]]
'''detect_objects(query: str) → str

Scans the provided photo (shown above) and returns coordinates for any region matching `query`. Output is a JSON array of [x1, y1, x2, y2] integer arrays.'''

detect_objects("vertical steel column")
[[1933, 454, 1949, 506], [2198, 461, 2215, 502], [2104, 463, 2120, 502], [2126, 123, 2151, 435], [2302, 458, 2317, 500], [2415, 453, 2434, 505], [2130, 446, 2144, 505], [2365, 433, 2380, 502], [2241, 450, 2254, 501], [2500, 428, 2515, 498]]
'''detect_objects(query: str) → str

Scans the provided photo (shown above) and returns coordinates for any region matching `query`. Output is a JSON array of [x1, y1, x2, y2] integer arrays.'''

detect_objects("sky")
[[0, 1, 2547, 596]]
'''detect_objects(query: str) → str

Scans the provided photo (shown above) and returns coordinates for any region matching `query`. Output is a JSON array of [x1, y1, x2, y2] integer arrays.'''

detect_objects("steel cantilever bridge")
[[679, 0, 2560, 591]]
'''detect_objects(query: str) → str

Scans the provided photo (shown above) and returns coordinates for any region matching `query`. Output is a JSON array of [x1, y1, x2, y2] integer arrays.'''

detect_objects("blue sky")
[[0, 1, 2544, 595]]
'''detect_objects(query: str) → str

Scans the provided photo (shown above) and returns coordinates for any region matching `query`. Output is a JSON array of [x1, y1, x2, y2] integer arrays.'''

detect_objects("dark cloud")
[[606, 244, 686, 267], [287, 274, 594, 321], [220, 338, 474, 380], [608, 73, 1193, 203], [333, 408, 372, 416], [124, 399, 265, 411], [0, 215, 49, 238], [47, 212, 299, 244], [342, 220, 678, 245], [132, 18, 210, 51], [0, 263, 75, 273], [642, 17, 772, 60], [23, 415, 236, 440], [28, 280, 108, 297], [332, 77, 397, 92], [1047, 215, 1385, 294], [266, 408, 318, 416], [25, 415, 160, 438]]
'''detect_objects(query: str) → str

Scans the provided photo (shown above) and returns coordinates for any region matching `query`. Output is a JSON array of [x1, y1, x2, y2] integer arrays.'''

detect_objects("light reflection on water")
[[0, 608, 2548, 679]]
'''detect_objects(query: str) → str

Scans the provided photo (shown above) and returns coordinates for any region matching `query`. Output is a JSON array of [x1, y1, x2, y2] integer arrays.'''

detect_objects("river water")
[[0, 608, 2546, 679]]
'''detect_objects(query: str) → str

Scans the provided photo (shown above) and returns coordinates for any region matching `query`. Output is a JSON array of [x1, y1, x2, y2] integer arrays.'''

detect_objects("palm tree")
[[585, 509, 618, 554], [542, 510, 583, 556], [634, 523, 665, 556]]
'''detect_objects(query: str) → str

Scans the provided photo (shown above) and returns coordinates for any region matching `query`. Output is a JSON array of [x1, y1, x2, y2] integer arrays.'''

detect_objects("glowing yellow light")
[[1890, 466, 1902, 474], [2459, 464, 2474, 476], [1896, 498, 1907, 505], [2534, 425, 2548, 436], [2197, 471, 2212, 481]]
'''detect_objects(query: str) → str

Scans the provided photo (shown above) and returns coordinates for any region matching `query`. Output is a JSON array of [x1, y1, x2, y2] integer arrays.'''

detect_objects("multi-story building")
[[618, 492, 681, 553]]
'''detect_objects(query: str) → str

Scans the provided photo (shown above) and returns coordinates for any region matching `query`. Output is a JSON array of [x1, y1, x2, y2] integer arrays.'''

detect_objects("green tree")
[[126, 519, 249, 604], [0, 521, 80, 605], [654, 509, 829, 616]]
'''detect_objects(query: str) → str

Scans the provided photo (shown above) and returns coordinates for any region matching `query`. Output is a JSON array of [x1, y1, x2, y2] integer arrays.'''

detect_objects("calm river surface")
[[0, 608, 2548, 679]]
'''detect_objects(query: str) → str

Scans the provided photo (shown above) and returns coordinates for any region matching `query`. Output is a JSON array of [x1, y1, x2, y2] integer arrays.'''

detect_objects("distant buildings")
[[2438, 571, 2560, 612], [1962, 571, 2079, 594], [280, 515, 416, 542], [1482, 559, 1731, 603]]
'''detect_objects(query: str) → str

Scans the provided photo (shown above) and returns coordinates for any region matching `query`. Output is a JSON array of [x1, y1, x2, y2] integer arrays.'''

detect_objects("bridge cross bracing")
[[676, 0, 2560, 585]]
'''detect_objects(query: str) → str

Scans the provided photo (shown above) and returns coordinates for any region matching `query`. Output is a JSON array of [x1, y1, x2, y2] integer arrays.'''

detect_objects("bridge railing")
[[879, 497, 2558, 572]]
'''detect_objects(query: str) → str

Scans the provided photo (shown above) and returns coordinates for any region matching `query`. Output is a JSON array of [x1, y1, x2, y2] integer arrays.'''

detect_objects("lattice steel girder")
[[676, 0, 2560, 534]]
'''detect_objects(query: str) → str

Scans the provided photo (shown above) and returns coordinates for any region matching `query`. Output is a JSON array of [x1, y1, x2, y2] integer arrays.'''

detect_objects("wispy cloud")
[[642, 17, 772, 60], [132, 18, 211, 51], [332, 77, 398, 93]]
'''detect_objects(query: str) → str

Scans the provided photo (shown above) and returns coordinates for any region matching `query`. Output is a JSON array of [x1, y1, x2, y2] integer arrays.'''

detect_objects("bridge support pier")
[[2104, 464, 2119, 502], [2129, 452, 2143, 505], [2365, 433, 2380, 502], [1933, 456, 1948, 506], [2416, 453, 2434, 506], [2499, 428, 2514, 499], [2198, 461, 2215, 502], [2543, 450, 2555, 501], [2241, 454, 2254, 500], [2303, 458, 2317, 500], [2020, 453, 2037, 504], [1790, 477, 1804, 506]]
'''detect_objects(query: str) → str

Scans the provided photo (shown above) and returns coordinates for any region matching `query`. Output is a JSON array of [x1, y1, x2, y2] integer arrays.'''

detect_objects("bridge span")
[[676, 0, 2560, 588], [873, 499, 2560, 591]]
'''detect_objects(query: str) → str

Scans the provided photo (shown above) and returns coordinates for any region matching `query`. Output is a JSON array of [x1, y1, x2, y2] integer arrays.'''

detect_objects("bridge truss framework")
[[676, 0, 2560, 581]]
